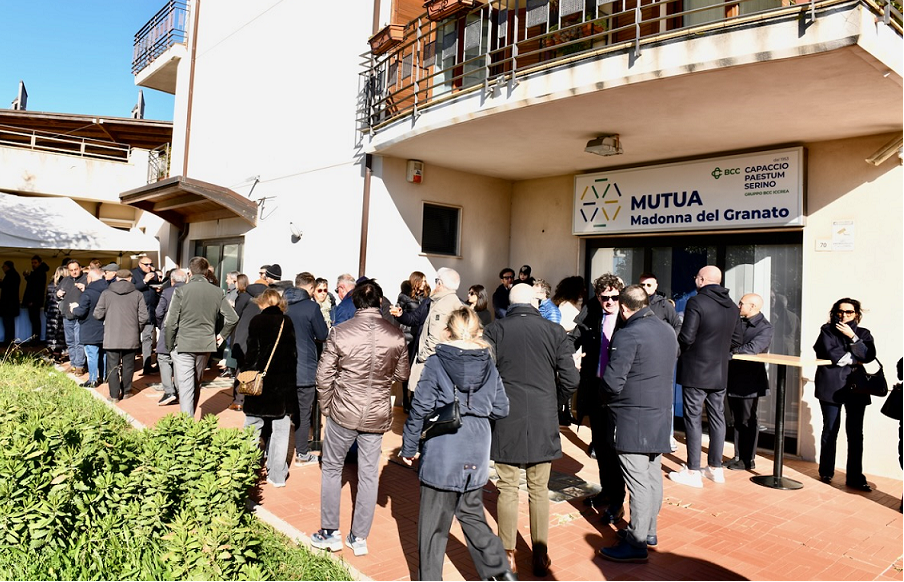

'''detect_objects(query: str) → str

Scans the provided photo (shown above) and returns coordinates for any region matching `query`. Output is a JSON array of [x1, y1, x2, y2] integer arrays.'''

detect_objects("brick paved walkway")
[[68, 362, 903, 581]]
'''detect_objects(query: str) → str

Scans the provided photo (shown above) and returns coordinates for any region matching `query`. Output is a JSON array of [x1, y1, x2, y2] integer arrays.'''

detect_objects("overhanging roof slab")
[[120, 175, 258, 228]]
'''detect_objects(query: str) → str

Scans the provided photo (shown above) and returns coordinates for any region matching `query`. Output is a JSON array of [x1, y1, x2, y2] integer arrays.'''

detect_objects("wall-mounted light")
[[584, 134, 623, 157], [290, 222, 303, 244]]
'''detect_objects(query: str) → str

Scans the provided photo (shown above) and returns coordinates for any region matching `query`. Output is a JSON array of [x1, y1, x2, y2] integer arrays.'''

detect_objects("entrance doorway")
[[193, 238, 243, 290], [585, 230, 803, 453]]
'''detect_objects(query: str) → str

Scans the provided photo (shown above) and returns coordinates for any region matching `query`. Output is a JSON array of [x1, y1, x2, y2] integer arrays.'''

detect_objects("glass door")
[[585, 231, 803, 453], [193, 238, 243, 290]]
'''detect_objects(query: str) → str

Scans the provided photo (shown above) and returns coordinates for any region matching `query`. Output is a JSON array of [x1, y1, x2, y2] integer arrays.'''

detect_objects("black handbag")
[[846, 359, 888, 397], [880, 382, 902, 420], [420, 386, 462, 441]]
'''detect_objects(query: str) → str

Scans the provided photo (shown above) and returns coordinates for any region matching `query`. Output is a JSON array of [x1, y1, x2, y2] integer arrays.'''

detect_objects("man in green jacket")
[[165, 257, 238, 416]]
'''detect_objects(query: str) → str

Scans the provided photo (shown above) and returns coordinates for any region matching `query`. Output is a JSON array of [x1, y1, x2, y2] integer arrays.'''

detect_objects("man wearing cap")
[[94, 269, 147, 401], [263, 264, 282, 286], [101, 263, 118, 284], [131, 257, 161, 375], [165, 256, 239, 416]]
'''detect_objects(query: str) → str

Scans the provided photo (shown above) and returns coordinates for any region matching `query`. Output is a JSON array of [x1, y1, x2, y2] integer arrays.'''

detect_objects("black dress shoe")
[[846, 481, 872, 492], [725, 459, 755, 471], [617, 528, 658, 547], [601, 504, 625, 524], [819, 475, 833, 483], [531, 545, 551, 577]]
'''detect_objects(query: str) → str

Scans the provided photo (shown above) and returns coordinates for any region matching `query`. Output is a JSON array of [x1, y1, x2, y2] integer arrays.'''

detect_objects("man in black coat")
[[638, 272, 681, 334], [669, 265, 743, 488], [0, 261, 21, 345], [484, 283, 579, 577], [284, 271, 329, 466], [131, 257, 160, 375], [71, 269, 107, 388], [492, 267, 515, 319], [598, 285, 678, 563], [23, 255, 49, 344], [726, 293, 773, 471]]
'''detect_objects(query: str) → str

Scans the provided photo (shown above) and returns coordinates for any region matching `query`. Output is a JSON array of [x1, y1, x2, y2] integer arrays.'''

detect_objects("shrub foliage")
[[0, 354, 350, 581]]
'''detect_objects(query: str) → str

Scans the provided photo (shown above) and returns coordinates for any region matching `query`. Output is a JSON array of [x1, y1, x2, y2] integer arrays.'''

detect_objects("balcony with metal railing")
[[132, 0, 189, 94], [360, 0, 902, 134]]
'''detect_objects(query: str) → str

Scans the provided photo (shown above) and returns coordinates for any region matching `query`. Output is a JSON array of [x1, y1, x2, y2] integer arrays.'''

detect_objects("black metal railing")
[[132, 0, 189, 75]]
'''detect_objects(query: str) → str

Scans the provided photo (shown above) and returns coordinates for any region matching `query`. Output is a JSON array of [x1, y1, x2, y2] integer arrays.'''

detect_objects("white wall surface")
[[799, 132, 903, 478], [0, 146, 149, 202]]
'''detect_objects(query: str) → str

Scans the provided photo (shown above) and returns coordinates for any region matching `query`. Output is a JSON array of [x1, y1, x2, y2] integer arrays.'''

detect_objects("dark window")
[[422, 203, 460, 256]]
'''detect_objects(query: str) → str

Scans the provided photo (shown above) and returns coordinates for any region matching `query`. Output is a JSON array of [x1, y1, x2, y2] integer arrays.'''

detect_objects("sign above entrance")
[[573, 147, 805, 235]]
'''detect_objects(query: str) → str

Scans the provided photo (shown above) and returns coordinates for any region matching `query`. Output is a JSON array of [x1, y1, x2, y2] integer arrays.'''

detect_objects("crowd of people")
[[0, 254, 892, 578]]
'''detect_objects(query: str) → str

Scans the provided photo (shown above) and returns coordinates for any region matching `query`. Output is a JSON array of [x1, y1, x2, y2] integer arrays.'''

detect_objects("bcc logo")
[[711, 167, 740, 179], [580, 178, 621, 227]]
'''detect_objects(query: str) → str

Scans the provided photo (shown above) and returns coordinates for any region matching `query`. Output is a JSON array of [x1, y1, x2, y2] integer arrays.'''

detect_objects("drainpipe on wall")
[[178, 0, 201, 262], [358, 0, 381, 277]]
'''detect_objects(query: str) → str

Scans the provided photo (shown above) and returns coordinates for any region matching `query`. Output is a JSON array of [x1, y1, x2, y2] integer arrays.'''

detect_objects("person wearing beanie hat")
[[265, 264, 282, 282]]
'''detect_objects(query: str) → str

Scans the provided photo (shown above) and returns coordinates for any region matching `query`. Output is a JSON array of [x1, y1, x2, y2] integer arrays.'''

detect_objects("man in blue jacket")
[[599, 284, 678, 563], [284, 271, 328, 465]]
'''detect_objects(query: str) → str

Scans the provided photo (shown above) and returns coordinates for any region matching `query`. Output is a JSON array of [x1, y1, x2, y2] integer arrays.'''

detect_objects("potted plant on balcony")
[[369, 23, 405, 55], [423, 0, 480, 22]]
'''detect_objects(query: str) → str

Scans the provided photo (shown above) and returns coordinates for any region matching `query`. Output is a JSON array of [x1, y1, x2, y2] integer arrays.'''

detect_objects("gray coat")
[[94, 279, 148, 350], [401, 343, 509, 492]]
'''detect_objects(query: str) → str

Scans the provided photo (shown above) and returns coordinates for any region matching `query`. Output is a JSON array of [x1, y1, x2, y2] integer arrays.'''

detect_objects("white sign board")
[[573, 148, 805, 235]]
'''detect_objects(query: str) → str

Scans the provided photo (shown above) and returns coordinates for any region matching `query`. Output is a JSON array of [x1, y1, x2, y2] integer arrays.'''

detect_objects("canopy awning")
[[0, 192, 159, 257], [120, 175, 258, 229]]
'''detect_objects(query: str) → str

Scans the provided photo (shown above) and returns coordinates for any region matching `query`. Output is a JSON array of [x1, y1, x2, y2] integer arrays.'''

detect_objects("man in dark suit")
[[131, 257, 160, 375], [484, 283, 579, 577], [598, 285, 678, 563], [726, 293, 773, 471], [284, 271, 329, 466], [491, 267, 515, 319], [669, 265, 743, 488]]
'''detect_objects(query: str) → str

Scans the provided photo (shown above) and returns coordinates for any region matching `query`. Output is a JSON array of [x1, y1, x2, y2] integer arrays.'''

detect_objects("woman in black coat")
[[813, 297, 877, 490], [243, 288, 297, 487], [394, 271, 431, 412]]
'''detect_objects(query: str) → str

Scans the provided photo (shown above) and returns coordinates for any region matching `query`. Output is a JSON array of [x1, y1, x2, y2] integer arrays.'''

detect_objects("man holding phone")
[[165, 256, 238, 416]]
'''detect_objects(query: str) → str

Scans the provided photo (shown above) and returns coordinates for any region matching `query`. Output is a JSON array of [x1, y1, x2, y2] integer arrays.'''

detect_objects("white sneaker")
[[669, 466, 703, 488], [266, 477, 286, 488], [345, 533, 368, 556], [311, 529, 343, 552], [703, 466, 725, 484], [669, 436, 678, 452]]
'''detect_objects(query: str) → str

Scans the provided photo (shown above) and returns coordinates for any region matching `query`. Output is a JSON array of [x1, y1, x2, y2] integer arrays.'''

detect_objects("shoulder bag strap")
[[261, 320, 284, 376]]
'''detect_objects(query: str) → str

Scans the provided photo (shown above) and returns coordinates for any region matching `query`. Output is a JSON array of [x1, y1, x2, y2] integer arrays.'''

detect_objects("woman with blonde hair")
[[243, 288, 297, 487], [45, 265, 69, 362], [400, 306, 514, 581]]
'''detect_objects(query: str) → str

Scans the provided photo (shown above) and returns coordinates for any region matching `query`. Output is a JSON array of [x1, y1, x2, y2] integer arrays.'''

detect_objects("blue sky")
[[0, 0, 175, 121]]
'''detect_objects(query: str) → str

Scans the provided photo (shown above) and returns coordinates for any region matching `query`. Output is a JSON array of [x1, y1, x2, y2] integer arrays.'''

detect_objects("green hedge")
[[0, 353, 351, 581]]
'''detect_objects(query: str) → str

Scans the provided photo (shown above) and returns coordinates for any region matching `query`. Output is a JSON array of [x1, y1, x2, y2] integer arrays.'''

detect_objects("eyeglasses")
[[836, 310, 856, 316], [599, 294, 620, 302], [315, 289, 327, 294], [140, 262, 153, 267], [502, 275, 513, 280], [641, 282, 656, 288]]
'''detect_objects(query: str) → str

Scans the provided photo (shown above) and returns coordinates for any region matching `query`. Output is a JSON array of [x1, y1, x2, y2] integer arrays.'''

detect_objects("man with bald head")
[[669, 266, 742, 488], [725, 293, 773, 471]]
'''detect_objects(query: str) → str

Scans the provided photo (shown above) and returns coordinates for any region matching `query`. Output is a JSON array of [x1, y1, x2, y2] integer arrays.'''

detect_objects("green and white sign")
[[573, 147, 805, 235]]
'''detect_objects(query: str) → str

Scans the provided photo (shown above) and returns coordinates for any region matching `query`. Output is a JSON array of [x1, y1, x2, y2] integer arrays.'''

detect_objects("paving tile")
[[65, 363, 904, 581]]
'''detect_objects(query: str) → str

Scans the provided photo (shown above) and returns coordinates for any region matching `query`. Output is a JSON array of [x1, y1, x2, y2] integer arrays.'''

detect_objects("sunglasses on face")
[[140, 263, 153, 267], [836, 310, 855, 316], [599, 294, 619, 302], [315, 289, 327, 293]]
